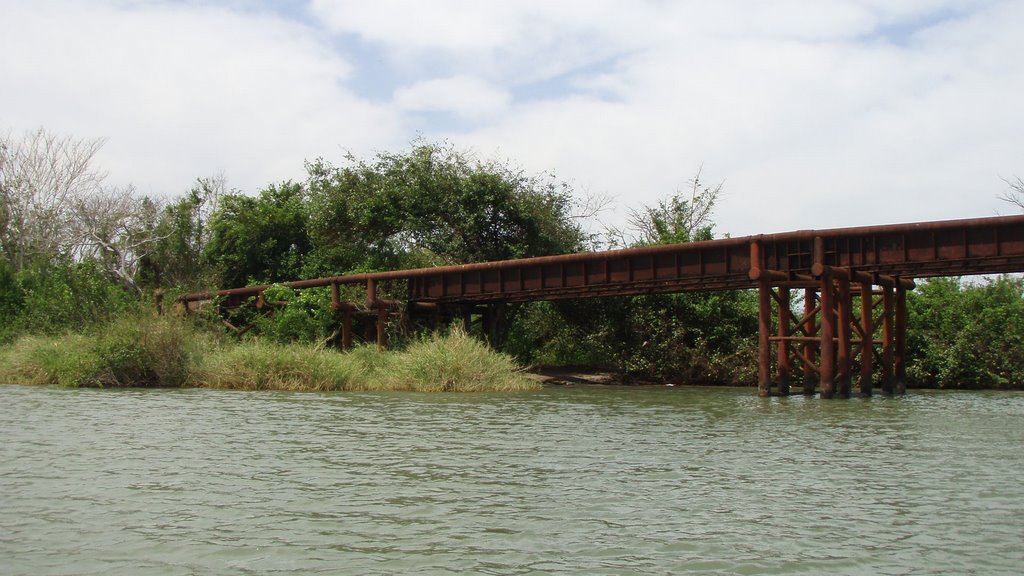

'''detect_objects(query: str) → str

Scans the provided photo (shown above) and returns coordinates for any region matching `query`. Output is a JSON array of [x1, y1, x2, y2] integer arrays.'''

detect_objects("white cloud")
[[1, 0, 1021, 242], [0, 0, 400, 196], [393, 76, 510, 119]]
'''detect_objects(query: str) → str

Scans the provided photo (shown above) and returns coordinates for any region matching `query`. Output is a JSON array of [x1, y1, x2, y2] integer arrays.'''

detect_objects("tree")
[[609, 168, 722, 247], [999, 176, 1024, 212], [0, 128, 105, 270], [304, 142, 585, 275], [72, 185, 166, 296], [204, 181, 311, 287], [907, 276, 1024, 388], [140, 176, 225, 289]]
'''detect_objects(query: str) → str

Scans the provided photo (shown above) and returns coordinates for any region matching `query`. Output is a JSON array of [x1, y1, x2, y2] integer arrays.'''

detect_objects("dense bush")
[[0, 319, 537, 392], [907, 276, 1024, 388], [0, 259, 136, 343], [0, 312, 207, 387], [504, 292, 758, 384]]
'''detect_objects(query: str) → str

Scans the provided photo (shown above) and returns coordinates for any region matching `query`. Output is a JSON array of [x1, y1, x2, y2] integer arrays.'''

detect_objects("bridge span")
[[179, 214, 1024, 398]]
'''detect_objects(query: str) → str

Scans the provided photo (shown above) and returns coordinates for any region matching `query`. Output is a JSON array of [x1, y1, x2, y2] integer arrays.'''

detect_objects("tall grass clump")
[[197, 341, 360, 391], [1, 318, 538, 393], [0, 334, 98, 386], [0, 312, 206, 387], [379, 327, 539, 392]]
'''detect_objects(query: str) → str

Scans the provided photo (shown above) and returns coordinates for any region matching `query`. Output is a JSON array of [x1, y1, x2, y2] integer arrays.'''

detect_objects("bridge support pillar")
[[819, 269, 836, 399], [757, 278, 772, 397], [776, 287, 792, 396], [751, 240, 912, 398]]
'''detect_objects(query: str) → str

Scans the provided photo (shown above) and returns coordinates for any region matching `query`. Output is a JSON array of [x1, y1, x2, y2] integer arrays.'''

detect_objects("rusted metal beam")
[[837, 276, 853, 398], [758, 278, 772, 397], [179, 215, 1024, 305], [882, 284, 895, 395], [777, 287, 791, 396], [820, 270, 836, 399], [860, 280, 874, 397]]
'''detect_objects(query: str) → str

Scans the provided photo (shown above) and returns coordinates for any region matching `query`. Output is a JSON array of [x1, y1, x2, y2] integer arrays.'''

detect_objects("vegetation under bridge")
[[179, 214, 1024, 398]]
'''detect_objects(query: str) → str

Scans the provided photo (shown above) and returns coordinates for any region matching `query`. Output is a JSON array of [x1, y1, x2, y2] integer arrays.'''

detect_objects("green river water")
[[1, 384, 1022, 575]]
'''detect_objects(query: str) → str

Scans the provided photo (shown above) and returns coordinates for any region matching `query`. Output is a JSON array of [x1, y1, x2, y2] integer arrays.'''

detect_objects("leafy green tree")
[[506, 174, 759, 383], [304, 142, 584, 275], [140, 176, 224, 289], [203, 182, 310, 287], [610, 170, 721, 247], [907, 276, 1024, 388], [0, 258, 135, 342]]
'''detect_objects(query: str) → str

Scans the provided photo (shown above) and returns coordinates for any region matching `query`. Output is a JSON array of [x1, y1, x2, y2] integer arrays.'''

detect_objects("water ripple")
[[1, 385, 1023, 575]]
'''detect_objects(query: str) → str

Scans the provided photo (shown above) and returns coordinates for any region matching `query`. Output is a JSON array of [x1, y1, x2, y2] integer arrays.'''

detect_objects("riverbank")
[[0, 314, 539, 393]]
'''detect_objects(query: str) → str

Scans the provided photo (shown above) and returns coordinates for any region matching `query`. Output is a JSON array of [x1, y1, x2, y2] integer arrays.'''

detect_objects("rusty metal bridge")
[[179, 214, 1024, 398]]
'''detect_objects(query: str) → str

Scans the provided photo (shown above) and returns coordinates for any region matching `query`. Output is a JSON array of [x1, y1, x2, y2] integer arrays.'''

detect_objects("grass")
[[0, 315, 540, 393]]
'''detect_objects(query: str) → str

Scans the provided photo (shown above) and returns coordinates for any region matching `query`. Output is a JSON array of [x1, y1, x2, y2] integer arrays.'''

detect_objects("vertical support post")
[[331, 282, 347, 351], [859, 281, 874, 396], [342, 309, 352, 351], [777, 287, 791, 396], [462, 306, 472, 333], [757, 278, 772, 397], [882, 284, 895, 395], [819, 270, 836, 399], [377, 306, 387, 352], [367, 279, 377, 301], [802, 288, 817, 395], [836, 276, 852, 398], [367, 279, 385, 352], [895, 282, 908, 395]]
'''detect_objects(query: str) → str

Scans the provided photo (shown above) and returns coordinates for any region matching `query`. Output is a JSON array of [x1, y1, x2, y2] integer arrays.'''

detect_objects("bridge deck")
[[180, 214, 1024, 305]]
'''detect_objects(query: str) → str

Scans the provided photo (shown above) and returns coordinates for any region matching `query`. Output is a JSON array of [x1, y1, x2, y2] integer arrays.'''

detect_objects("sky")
[[2, 0, 1022, 239]]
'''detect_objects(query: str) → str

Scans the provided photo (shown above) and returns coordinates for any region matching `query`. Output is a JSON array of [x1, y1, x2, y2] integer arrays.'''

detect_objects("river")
[[1, 384, 1022, 575]]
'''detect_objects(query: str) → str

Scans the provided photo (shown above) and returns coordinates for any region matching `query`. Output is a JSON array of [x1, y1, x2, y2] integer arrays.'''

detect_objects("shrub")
[[196, 340, 360, 391], [383, 328, 537, 392]]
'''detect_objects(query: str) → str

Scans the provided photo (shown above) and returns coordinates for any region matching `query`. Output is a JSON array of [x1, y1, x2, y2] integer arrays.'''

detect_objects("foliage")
[[140, 176, 224, 289], [0, 312, 208, 387], [196, 339, 360, 391], [1, 318, 537, 392], [251, 285, 337, 345], [203, 181, 310, 287], [505, 292, 758, 384], [0, 128, 106, 271], [383, 327, 535, 392], [0, 258, 135, 343], [610, 170, 721, 247], [0, 128, 169, 294], [304, 141, 585, 275], [906, 276, 1024, 388]]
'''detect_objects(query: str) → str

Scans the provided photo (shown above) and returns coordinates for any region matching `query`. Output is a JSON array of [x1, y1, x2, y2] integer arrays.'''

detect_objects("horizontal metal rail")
[[179, 214, 1024, 305]]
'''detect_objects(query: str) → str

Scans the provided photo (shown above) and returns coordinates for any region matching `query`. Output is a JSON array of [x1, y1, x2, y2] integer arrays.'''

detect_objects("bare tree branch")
[[620, 168, 724, 247], [0, 128, 106, 270], [999, 176, 1024, 212], [73, 186, 170, 295]]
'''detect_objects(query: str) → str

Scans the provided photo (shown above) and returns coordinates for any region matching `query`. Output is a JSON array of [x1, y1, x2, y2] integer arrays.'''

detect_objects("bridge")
[[178, 214, 1024, 398]]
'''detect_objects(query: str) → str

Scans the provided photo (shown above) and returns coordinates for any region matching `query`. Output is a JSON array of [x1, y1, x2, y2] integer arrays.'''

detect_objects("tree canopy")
[[198, 142, 586, 287]]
